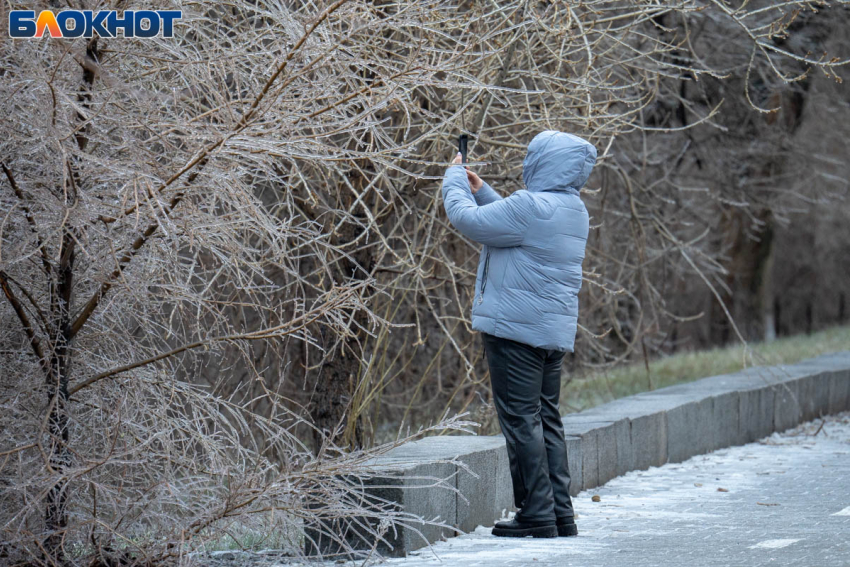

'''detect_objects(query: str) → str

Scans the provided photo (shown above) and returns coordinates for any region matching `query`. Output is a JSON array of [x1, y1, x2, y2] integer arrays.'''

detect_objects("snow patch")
[[748, 538, 801, 549]]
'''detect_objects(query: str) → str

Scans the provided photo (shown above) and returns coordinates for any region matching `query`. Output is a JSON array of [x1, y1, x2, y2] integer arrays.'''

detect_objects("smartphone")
[[458, 134, 468, 164]]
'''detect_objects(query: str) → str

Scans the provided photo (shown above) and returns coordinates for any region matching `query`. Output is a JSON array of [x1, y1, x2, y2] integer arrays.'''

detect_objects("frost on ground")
[[290, 410, 850, 567]]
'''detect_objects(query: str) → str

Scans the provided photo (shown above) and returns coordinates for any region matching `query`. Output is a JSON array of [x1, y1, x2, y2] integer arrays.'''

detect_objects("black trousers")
[[482, 332, 575, 523]]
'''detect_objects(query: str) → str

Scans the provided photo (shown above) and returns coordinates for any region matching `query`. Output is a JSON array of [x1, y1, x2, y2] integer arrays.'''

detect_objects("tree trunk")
[[43, 38, 92, 558], [760, 227, 777, 342], [44, 230, 76, 561], [711, 205, 776, 344], [309, 175, 374, 454], [311, 325, 367, 453]]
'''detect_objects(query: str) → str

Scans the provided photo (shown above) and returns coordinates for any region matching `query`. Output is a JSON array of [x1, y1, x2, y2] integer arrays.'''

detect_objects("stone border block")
[[494, 437, 518, 518], [560, 421, 599, 490], [800, 372, 831, 421], [564, 435, 584, 497], [646, 394, 713, 463], [575, 399, 669, 471], [738, 384, 776, 443], [453, 436, 509, 533], [774, 378, 801, 433], [630, 410, 667, 470], [829, 368, 850, 414], [710, 390, 742, 450], [608, 418, 633, 477], [561, 415, 631, 487], [391, 462, 457, 552]]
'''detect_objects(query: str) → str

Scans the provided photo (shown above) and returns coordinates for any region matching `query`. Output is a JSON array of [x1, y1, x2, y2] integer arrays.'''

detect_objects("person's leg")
[[482, 332, 556, 523], [482, 333, 525, 509], [540, 348, 575, 522]]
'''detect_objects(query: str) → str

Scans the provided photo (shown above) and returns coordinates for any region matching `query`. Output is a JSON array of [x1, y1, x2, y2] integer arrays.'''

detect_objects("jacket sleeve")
[[441, 165, 533, 247], [473, 180, 502, 206]]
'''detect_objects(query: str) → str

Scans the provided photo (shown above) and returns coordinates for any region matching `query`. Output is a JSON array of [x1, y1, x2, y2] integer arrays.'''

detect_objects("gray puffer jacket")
[[441, 130, 595, 352]]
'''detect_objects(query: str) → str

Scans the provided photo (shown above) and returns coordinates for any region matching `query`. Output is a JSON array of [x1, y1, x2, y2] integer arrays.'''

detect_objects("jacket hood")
[[522, 130, 597, 192]]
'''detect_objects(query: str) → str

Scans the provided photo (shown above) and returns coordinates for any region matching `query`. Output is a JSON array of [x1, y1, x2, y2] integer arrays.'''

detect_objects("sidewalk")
[[360, 411, 850, 567]]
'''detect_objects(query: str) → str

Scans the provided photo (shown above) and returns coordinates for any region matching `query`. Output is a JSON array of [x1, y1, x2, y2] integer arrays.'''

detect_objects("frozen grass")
[[200, 523, 303, 553], [562, 325, 850, 414]]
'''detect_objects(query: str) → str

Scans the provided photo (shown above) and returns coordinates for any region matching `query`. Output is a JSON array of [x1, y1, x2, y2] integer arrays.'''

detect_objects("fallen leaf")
[[717, 487, 729, 492], [694, 483, 703, 487], [592, 495, 601, 502]]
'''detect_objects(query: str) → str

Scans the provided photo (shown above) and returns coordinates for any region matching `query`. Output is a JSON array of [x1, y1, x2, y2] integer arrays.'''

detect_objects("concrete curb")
[[318, 351, 850, 558]]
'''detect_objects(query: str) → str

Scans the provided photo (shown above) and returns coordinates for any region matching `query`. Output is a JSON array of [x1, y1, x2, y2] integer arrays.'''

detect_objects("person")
[[440, 130, 596, 538]]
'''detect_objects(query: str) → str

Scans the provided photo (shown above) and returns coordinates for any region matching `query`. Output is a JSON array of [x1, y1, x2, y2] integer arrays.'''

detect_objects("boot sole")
[[492, 525, 558, 538], [557, 523, 578, 537]]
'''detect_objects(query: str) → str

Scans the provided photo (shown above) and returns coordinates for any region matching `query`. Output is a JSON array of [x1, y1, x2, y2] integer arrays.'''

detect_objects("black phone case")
[[458, 134, 468, 164]]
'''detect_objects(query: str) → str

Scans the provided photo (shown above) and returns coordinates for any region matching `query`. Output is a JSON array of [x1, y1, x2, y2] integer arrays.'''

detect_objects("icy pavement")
[[351, 411, 850, 567]]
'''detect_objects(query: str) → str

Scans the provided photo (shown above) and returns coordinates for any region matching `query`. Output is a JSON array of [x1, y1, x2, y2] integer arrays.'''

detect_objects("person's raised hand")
[[450, 152, 483, 193], [465, 168, 483, 193]]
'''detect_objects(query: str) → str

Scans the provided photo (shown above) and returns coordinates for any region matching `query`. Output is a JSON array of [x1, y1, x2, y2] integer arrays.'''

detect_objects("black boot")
[[556, 516, 578, 537], [492, 517, 557, 538]]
